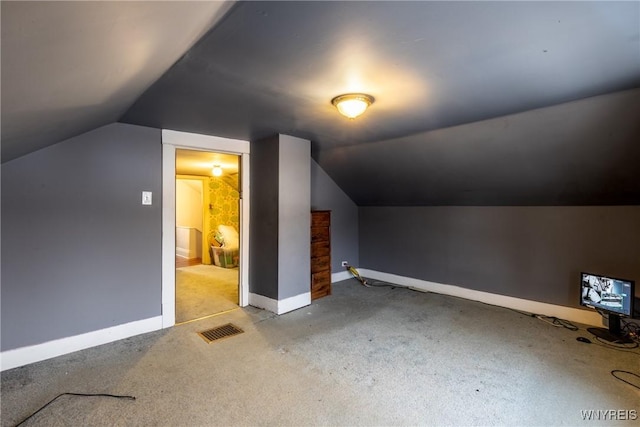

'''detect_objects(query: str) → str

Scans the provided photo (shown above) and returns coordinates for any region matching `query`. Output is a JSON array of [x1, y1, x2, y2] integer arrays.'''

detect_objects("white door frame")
[[162, 129, 250, 328]]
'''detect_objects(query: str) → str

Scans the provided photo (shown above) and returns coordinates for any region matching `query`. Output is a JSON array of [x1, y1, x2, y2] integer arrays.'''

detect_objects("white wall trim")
[[239, 153, 250, 307], [248, 292, 311, 315], [161, 144, 177, 327], [162, 129, 249, 154], [162, 129, 250, 328], [175, 248, 191, 258], [277, 292, 311, 314], [248, 293, 278, 313], [331, 270, 352, 283], [358, 269, 603, 327], [0, 316, 163, 372]]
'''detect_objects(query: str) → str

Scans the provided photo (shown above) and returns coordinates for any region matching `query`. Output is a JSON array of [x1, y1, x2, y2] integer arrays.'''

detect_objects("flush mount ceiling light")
[[331, 93, 374, 119], [212, 165, 223, 177]]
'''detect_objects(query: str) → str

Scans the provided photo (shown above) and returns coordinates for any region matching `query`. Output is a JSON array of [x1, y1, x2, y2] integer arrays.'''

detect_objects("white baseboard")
[[331, 270, 352, 283], [277, 292, 311, 314], [248, 293, 278, 313], [175, 247, 191, 259], [248, 292, 310, 315], [2, 269, 603, 372], [358, 269, 603, 327], [0, 316, 163, 372]]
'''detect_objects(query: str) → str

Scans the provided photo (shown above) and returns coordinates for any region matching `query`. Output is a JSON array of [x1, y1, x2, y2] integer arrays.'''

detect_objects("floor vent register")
[[198, 323, 244, 343]]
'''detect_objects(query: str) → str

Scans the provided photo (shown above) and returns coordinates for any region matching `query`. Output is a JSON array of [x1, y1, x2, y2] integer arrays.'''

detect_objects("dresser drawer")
[[311, 255, 330, 273], [311, 240, 330, 257], [311, 211, 330, 227], [311, 226, 329, 243], [311, 211, 331, 300], [311, 270, 331, 299]]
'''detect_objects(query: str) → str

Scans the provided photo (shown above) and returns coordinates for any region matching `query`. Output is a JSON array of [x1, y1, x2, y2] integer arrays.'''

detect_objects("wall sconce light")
[[212, 165, 223, 177], [331, 93, 374, 119]]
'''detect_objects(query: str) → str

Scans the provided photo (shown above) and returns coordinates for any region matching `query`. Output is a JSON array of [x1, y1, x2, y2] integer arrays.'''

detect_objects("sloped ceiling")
[[121, 1, 640, 205], [1, 0, 234, 161], [3, 1, 640, 205]]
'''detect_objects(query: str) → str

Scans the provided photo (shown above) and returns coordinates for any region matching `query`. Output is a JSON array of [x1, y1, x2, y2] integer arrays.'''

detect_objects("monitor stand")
[[587, 313, 633, 344]]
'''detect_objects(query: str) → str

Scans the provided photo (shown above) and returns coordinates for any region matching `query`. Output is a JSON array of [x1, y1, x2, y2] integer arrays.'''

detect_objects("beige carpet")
[[175, 264, 238, 323]]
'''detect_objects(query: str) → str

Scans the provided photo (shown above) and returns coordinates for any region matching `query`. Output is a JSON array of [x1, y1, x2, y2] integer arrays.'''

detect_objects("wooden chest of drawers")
[[311, 210, 331, 300]]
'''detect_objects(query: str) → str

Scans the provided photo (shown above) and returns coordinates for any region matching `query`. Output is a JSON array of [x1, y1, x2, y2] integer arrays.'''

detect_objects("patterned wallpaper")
[[208, 176, 239, 243]]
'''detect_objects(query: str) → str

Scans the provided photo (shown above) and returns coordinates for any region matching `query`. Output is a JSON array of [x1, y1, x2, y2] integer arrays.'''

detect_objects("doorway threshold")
[[175, 307, 241, 326]]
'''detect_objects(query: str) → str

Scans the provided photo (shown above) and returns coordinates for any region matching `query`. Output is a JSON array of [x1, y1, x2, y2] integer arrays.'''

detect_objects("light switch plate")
[[142, 191, 152, 205]]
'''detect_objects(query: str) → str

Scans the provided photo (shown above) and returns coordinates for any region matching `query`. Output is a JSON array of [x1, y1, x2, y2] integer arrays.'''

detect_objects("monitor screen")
[[580, 272, 634, 317]]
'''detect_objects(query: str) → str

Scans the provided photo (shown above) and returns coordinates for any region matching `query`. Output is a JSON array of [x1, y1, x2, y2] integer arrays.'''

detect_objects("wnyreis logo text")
[[581, 409, 637, 421]]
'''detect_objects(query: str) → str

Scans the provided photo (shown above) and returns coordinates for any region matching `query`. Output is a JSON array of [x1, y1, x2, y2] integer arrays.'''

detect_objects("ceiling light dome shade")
[[331, 93, 374, 119], [212, 165, 223, 177]]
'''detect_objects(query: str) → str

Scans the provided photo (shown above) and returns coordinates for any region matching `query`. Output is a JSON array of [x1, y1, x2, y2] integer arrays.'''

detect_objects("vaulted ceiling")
[[1, 1, 233, 161], [3, 1, 640, 205]]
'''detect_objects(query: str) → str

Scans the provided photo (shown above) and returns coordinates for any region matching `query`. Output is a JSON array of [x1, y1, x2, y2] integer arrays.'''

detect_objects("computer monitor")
[[580, 272, 635, 344]]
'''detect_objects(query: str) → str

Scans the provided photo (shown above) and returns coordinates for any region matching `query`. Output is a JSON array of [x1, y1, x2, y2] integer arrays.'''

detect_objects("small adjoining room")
[[1, 1, 639, 426], [174, 149, 242, 323]]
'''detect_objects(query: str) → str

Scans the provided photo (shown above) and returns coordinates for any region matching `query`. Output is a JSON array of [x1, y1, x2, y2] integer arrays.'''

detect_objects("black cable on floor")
[[534, 314, 579, 331], [504, 308, 579, 331], [348, 269, 580, 332], [620, 318, 640, 343], [15, 392, 136, 427], [345, 266, 636, 348], [364, 281, 398, 288], [592, 335, 639, 350], [505, 307, 536, 318], [589, 310, 640, 347], [345, 266, 398, 289], [611, 370, 640, 390]]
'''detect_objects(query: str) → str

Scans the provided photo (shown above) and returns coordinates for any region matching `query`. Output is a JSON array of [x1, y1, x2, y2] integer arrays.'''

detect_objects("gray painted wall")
[[318, 88, 640, 206], [359, 206, 640, 308], [278, 135, 311, 300], [249, 134, 311, 301], [310, 159, 359, 272], [1, 123, 162, 351], [249, 135, 280, 300]]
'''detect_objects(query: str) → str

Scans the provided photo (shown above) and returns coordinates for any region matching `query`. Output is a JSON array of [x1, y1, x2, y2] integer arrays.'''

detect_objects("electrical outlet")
[[341, 261, 349, 267]]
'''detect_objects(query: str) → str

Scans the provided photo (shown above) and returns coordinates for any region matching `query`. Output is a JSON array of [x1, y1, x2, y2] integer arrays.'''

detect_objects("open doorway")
[[161, 130, 250, 329], [174, 149, 241, 323]]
